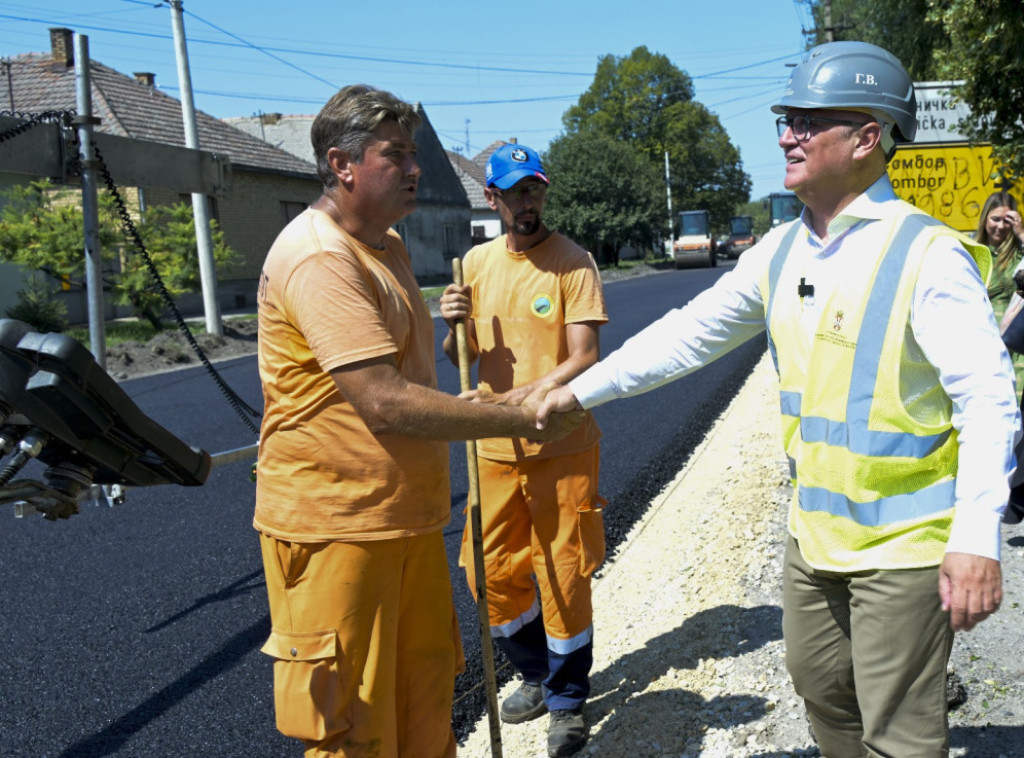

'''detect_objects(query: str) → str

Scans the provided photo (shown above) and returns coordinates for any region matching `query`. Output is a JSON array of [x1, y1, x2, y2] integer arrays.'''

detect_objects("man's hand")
[[439, 283, 471, 330], [533, 384, 583, 431], [458, 388, 503, 404], [519, 383, 584, 441], [939, 552, 1002, 631]]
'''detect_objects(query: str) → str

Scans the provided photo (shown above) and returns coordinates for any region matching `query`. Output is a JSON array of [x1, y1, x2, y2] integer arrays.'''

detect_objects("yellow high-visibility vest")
[[760, 206, 991, 571]]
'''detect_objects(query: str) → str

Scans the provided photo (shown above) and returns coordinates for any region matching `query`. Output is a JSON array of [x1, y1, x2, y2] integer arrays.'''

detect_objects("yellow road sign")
[[888, 143, 1023, 233]]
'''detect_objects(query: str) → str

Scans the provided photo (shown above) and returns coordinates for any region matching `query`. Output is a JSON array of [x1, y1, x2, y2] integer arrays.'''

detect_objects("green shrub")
[[4, 274, 68, 333]]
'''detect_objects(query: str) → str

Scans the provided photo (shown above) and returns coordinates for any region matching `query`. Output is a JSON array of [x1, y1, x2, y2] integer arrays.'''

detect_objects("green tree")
[[0, 180, 234, 330], [4, 273, 69, 333], [802, 0, 946, 80], [736, 198, 772, 238], [928, 0, 1024, 180], [562, 46, 751, 233], [543, 132, 665, 266]]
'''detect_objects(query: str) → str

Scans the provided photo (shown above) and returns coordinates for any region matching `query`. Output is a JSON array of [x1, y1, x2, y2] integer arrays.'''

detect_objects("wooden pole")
[[452, 258, 503, 757]]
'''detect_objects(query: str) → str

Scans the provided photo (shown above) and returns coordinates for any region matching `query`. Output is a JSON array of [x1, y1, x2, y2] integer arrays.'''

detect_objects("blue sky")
[[1, 0, 813, 200]]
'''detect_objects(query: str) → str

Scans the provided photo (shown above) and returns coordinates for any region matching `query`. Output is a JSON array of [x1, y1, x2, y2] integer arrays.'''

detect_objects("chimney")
[[133, 72, 155, 86], [49, 27, 74, 69], [509, 137, 518, 144]]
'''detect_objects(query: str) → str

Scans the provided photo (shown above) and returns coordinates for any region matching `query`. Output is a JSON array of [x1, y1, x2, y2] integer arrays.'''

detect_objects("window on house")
[[442, 224, 457, 260], [281, 201, 307, 226], [472, 225, 485, 238], [178, 193, 219, 221]]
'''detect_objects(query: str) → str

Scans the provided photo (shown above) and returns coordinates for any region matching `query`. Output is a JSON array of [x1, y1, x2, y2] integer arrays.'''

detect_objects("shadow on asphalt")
[[950, 724, 1024, 756], [145, 568, 265, 633], [57, 615, 271, 758]]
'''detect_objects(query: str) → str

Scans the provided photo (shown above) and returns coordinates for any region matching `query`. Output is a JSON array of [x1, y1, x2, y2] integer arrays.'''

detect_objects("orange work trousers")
[[460, 446, 606, 643], [260, 531, 463, 758]]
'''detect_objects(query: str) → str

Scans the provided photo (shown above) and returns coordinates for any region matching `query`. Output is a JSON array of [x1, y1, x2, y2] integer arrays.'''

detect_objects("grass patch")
[[421, 286, 446, 299], [65, 313, 256, 349], [66, 321, 170, 347], [597, 256, 669, 271], [598, 258, 641, 271]]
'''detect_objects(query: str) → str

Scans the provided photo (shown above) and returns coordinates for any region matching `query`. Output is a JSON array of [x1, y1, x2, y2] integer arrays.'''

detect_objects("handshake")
[[460, 383, 585, 441]]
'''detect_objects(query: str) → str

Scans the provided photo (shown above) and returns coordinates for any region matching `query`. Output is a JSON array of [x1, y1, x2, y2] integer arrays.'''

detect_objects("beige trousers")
[[783, 536, 953, 758]]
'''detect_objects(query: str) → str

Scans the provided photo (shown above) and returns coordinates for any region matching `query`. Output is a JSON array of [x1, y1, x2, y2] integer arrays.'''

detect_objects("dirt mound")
[[105, 318, 259, 380]]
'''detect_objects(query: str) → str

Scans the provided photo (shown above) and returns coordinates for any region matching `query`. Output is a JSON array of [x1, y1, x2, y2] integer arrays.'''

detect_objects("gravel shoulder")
[[458, 355, 1024, 758]]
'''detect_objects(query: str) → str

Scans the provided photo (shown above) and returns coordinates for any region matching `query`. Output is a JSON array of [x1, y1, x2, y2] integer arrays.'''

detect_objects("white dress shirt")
[[571, 176, 1020, 560]]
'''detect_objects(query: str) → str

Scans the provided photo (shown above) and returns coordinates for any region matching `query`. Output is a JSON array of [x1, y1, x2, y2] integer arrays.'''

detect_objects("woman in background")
[[975, 190, 1024, 524], [975, 192, 1024, 376], [975, 191, 1024, 325]]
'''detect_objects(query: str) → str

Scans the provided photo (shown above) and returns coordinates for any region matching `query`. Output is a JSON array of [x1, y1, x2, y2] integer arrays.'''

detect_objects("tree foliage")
[[562, 46, 751, 235], [4, 273, 69, 333], [543, 132, 665, 265], [928, 0, 1024, 179], [737, 198, 772, 238], [0, 180, 234, 329], [804, 0, 1024, 180], [803, 0, 946, 80]]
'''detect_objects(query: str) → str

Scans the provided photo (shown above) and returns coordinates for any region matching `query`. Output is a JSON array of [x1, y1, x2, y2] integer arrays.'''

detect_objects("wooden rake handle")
[[451, 257, 503, 757]]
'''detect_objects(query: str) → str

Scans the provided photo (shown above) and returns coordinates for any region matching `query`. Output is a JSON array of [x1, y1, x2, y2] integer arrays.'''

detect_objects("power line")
[[0, 11, 803, 83], [158, 84, 581, 109], [0, 12, 596, 77], [692, 53, 799, 79], [175, 4, 338, 89]]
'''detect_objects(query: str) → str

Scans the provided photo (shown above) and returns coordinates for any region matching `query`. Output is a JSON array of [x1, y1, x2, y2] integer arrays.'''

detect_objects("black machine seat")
[[0, 319, 210, 515]]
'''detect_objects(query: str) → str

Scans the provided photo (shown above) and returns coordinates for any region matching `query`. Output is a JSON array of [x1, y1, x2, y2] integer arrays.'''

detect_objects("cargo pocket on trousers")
[[577, 495, 607, 578], [261, 628, 350, 741]]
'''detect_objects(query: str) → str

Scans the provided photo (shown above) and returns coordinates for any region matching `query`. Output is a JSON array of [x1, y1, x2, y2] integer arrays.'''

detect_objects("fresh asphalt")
[[0, 262, 765, 756]]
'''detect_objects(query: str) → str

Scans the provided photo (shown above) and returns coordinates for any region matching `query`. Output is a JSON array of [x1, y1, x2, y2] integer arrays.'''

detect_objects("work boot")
[[547, 709, 586, 757], [500, 682, 547, 724]]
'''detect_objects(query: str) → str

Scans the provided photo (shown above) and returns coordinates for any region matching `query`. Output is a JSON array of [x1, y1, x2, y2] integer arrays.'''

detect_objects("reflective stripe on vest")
[[797, 478, 956, 527], [779, 390, 952, 459]]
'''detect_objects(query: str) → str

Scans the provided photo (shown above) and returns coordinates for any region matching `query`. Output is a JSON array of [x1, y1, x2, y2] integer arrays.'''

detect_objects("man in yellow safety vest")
[[536, 41, 1020, 758]]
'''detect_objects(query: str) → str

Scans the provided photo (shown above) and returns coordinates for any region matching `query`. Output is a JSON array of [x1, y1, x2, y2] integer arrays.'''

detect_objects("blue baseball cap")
[[485, 143, 549, 189]]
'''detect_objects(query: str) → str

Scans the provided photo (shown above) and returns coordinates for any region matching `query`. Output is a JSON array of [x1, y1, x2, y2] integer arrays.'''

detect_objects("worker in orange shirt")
[[255, 87, 581, 758], [440, 143, 607, 758]]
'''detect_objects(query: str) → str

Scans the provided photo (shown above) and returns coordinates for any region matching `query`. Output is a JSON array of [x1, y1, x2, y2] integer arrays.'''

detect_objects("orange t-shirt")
[[254, 209, 449, 542], [464, 231, 608, 461]]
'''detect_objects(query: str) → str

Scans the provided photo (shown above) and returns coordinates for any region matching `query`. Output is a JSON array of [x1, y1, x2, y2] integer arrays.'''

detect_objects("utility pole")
[[664, 151, 674, 254], [74, 34, 106, 368], [168, 0, 222, 336], [802, 0, 853, 43]]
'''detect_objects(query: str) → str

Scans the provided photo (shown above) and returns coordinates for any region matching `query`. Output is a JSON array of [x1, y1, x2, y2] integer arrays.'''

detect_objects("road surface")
[[0, 263, 765, 756]]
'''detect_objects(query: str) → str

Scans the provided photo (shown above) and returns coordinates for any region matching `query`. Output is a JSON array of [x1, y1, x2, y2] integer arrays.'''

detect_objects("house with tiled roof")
[[473, 140, 506, 174], [446, 148, 501, 245], [227, 106, 471, 278], [225, 113, 316, 165], [1, 27, 323, 321]]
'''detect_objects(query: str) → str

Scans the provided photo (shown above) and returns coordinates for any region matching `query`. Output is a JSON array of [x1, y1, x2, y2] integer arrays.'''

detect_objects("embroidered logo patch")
[[510, 148, 528, 163], [531, 293, 554, 318], [833, 309, 844, 332]]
